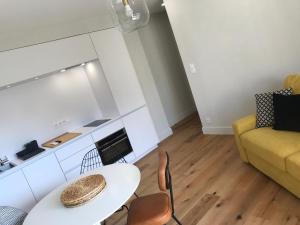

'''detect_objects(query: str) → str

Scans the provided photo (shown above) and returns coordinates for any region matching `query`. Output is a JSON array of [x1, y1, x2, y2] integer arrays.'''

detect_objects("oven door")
[[96, 129, 133, 165]]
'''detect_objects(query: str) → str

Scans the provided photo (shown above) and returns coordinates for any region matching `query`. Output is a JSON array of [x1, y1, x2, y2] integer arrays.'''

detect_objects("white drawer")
[[65, 166, 81, 181], [91, 119, 124, 142], [55, 135, 94, 161], [60, 144, 96, 173], [124, 152, 136, 163]]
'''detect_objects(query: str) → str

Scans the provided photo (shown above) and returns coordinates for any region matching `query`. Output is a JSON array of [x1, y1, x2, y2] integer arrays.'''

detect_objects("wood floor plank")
[[181, 193, 220, 225], [106, 114, 300, 225]]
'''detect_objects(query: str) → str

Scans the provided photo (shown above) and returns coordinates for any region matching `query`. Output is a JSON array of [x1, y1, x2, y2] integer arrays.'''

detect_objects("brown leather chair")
[[127, 151, 182, 225]]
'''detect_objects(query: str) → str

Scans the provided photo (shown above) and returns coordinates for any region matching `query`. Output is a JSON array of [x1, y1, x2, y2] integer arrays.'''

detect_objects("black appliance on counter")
[[84, 119, 111, 127], [95, 129, 133, 165], [16, 140, 45, 160]]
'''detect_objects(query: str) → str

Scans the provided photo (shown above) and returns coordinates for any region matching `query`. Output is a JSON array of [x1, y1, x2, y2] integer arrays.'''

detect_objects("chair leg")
[[101, 205, 128, 225], [115, 205, 129, 212], [172, 214, 183, 225]]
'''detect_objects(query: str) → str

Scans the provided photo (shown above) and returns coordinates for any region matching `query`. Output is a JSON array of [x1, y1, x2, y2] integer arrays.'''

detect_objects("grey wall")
[[137, 12, 196, 126], [85, 60, 119, 118], [165, 0, 300, 134], [123, 31, 173, 141]]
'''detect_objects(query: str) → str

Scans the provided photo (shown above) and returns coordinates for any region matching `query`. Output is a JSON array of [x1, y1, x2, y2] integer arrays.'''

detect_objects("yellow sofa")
[[233, 75, 300, 198]]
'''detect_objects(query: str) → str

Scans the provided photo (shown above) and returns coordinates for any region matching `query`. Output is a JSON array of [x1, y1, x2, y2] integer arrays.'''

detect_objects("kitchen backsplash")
[[0, 66, 103, 160]]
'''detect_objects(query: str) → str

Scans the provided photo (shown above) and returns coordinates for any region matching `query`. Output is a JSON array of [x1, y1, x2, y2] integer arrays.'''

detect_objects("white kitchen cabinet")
[[22, 154, 66, 201], [55, 135, 94, 162], [124, 152, 137, 163], [65, 166, 82, 181], [0, 171, 36, 212], [122, 107, 159, 157], [59, 144, 96, 174], [90, 29, 146, 115], [0, 34, 97, 88], [91, 119, 124, 142]]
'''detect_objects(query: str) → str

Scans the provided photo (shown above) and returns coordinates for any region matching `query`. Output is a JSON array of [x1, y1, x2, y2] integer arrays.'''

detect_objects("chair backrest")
[[284, 74, 300, 94], [80, 148, 128, 175], [158, 150, 171, 192], [158, 150, 179, 216], [80, 148, 102, 175]]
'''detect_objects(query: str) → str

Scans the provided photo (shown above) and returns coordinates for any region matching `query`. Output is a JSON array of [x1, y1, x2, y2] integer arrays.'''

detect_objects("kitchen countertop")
[[0, 105, 145, 179]]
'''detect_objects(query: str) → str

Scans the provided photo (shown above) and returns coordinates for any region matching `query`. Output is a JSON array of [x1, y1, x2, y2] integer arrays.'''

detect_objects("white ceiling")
[[0, 0, 164, 34], [0, 0, 165, 51]]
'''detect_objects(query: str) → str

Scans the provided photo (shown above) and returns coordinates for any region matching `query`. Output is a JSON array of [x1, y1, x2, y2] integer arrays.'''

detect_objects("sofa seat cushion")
[[287, 152, 300, 181], [241, 127, 300, 171]]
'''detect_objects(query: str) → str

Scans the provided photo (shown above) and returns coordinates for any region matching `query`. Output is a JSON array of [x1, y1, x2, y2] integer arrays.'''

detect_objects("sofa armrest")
[[233, 114, 256, 136], [232, 114, 256, 162]]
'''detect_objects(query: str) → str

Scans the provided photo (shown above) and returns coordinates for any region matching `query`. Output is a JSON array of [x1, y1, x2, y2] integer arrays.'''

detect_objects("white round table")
[[23, 164, 141, 225]]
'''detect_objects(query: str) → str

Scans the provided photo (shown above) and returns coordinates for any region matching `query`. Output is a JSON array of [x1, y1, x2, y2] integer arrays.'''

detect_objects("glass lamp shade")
[[111, 0, 150, 33]]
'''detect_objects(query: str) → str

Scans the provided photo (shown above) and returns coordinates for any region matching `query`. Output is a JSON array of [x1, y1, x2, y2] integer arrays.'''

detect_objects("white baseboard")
[[158, 127, 173, 141], [202, 126, 233, 135]]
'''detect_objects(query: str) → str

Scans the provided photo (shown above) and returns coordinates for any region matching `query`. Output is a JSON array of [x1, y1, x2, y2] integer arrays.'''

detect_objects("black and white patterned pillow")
[[255, 88, 293, 128], [0, 206, 27, 225]]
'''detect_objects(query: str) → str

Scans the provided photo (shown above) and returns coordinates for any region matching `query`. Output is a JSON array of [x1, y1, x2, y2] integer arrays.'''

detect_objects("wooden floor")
[[107, 114, 300, 225]]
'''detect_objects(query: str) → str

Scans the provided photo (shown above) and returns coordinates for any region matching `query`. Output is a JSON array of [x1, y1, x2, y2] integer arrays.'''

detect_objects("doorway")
[[137, 12, 197, 127]]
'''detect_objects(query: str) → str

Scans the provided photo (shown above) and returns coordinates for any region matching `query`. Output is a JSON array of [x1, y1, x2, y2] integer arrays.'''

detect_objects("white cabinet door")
[[0, 34, 97, 88], [55, 135, 94, 162], [23, 154, 66, 201], [59, 144, 96, 174], [0, 171, 36, 212], [65, 166, 82, 181], [90, 29, 146, 115], [124, 152, 137, 164], [122, 106, 159, 158]]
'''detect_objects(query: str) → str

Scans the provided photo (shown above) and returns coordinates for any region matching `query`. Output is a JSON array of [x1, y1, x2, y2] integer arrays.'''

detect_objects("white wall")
[[0, 67, 103, 160], [165, 0, 300, 134], [123, 31, 173, 141], [137, 12, 196, 126]]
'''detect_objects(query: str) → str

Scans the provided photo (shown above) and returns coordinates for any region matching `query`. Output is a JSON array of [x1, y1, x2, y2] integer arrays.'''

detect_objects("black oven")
[[95, 129, 133, 165]]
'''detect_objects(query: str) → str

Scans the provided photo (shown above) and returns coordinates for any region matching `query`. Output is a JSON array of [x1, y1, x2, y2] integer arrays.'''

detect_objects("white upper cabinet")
[[122, 106, 159, 157], [0, 34, 97, 87], [0, 171, 36, 212], [22, 154, 66, 201], [90, 29, 146, 115]]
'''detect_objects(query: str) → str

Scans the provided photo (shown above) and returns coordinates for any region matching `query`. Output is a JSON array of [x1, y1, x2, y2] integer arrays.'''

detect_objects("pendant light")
[[111, 0, 150, 33]]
